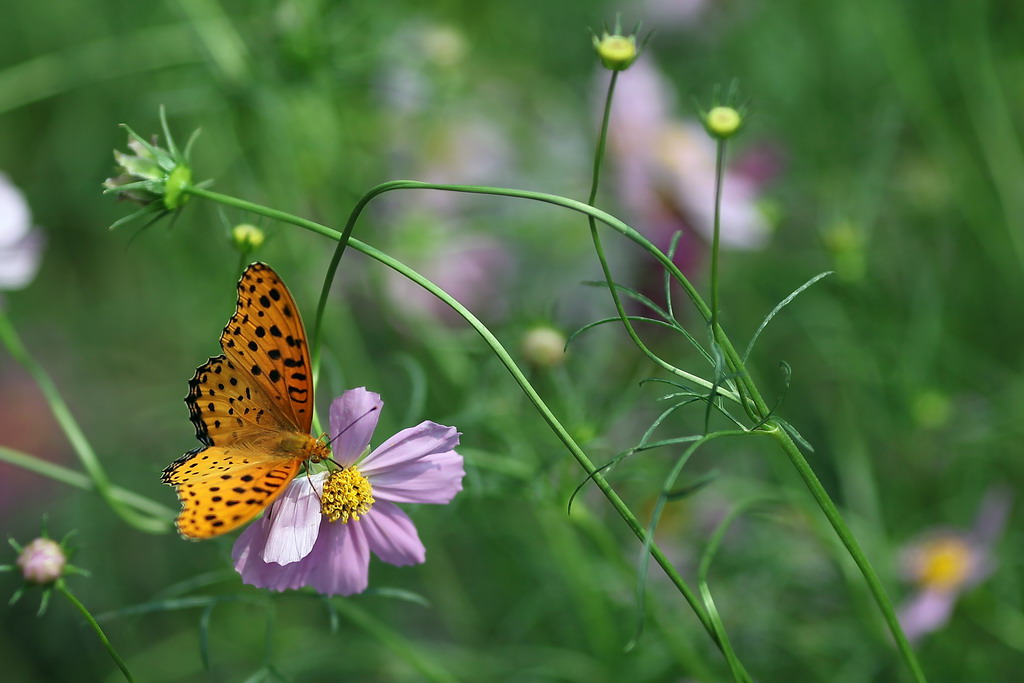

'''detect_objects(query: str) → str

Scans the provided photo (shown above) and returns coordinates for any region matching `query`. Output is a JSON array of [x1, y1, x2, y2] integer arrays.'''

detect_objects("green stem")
[[0, 445, 176, 521], [0, 310, 170, 534], [186, 185, 742, 404], [590, 72, 752, 676], [57, 582, 135, 683], [584, 72, 699, 399], [710, 139, 726, 337], [708, 139, 759, 424], [698, 498, 775, 683], [768, 424, 926, 682]]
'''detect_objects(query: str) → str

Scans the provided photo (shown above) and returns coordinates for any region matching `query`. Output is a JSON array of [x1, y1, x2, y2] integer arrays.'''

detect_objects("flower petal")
[[898, 588, 956, 643], [360, 421, 459, 475], [260, 473, 325, 565], [233, 515, 314, 592], [361, 502, 425, 566], [0, 173, 31, 245], [302, 518, 371, 596], [329, 388, 383, 466], [369, 450, 464, 504]]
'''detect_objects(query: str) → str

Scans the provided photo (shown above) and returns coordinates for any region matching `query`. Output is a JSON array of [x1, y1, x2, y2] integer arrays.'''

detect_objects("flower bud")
[[593, 32, 638, 71], [231, 224, 265, 253], [17, 538, 66, 584], [704, 106, 742, 139], [103, 107, 199, 228], [521, 326, 567, 367]]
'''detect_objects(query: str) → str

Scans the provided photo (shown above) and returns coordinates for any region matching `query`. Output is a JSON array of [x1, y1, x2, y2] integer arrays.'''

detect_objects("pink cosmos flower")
[[232, 387, 464, 596], [897, 487, 1012, 642]]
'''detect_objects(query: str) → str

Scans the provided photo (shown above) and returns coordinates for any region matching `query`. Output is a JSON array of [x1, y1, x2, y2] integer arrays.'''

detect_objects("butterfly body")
[[162, 263, 326, 540]]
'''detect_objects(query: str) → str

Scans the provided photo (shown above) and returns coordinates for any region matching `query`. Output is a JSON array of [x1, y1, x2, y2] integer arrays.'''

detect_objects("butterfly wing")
[[185, 355, 296, 448], [163, 440, 304, 539], [168, 262, 319, 540], [219, 262, 314, 434]]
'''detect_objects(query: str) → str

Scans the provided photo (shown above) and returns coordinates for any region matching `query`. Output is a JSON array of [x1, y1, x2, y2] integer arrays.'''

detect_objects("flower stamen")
[[320, 467, 375, 523]]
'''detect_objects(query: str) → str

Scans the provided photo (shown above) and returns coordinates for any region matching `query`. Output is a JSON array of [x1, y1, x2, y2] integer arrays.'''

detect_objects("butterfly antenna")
[[325, 406, 380, 447]]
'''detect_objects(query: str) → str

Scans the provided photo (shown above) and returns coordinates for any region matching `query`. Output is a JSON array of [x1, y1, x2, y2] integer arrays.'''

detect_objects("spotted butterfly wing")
[[162, 263, 328, 539]]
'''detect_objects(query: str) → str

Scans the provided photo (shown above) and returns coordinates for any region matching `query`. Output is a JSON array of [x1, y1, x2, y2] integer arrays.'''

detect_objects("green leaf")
[[744, 271, 833, 362]]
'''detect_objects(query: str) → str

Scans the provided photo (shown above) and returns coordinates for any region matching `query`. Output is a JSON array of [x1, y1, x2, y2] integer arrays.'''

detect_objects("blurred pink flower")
[[385, 230, 514, 325], [603, 59, 779, 272], [0, 173, 44, 291], [897, 488, 1012, 642], [232, 387, 464, 596]]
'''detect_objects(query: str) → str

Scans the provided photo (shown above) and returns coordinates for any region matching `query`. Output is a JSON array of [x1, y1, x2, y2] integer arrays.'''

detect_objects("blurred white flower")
[[897, 487, 1012, 642], [0, 173, 44, 290]]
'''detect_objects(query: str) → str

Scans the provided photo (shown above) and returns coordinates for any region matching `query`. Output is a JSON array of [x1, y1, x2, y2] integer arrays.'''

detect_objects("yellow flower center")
[[918, 537, 973, 591], [320, 467, 375, 524]]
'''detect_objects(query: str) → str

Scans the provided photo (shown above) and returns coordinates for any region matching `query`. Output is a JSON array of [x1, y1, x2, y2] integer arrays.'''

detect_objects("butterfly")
[[162, 262, 330, 539]]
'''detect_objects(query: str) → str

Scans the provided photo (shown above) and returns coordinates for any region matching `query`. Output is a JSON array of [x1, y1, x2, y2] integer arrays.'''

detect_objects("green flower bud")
[[231, 224, 266, 253], [705, 106, 742, 139], [102, 107, 201, 229], [593, 32, 638, 71]]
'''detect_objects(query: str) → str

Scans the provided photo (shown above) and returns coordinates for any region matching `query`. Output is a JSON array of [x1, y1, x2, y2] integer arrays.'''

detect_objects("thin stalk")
[[57, 582, 135, 683], [0, 445, 176, 520], [710, 139, 726, 336], [0, 310, 170, 534], [585, 72, 692, 404]]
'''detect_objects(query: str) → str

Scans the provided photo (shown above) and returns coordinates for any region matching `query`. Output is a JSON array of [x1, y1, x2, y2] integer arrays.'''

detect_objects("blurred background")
[[2, 0, 1023, 680]]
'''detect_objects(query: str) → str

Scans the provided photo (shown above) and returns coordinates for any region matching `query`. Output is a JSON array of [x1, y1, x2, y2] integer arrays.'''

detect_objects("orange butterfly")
[[162, 263, 330, 539]]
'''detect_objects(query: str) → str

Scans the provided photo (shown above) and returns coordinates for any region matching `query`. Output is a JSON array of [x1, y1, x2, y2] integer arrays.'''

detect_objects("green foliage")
[[2, 0, 1023, 681]]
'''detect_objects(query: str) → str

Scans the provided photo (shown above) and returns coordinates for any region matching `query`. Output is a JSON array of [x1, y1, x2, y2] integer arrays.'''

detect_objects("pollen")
[[320, 467, 375, 524]]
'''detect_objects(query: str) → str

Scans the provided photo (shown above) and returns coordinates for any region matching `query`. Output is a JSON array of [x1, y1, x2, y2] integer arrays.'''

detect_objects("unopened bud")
[[17, 538, 66, 584], [231, 224, 265, 253], [522, 326, 567, 367]]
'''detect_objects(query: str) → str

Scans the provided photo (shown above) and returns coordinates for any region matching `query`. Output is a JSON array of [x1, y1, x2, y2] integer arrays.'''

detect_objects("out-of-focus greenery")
[[2, 0, 1023, 680]]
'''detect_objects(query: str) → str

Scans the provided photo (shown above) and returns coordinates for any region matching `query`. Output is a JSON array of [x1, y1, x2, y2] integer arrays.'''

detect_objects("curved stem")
[[0, 310, 170, 534], [0, 445, 176, 520], [584, 72, 699, 399], [185, 185, 742, 405], [57, 582, 135, 682]]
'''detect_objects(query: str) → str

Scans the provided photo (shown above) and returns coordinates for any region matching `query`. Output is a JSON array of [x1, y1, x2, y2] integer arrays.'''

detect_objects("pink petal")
[[329, 388, 383, 466], [233, 515, 313, 592], [301, 518, 371, 596], [361, 502, 425, 566], [260, 473, 325, 565], [360, 422, 459, 475], [898, 589, 956, 643], [369, 450, 464, 505]]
